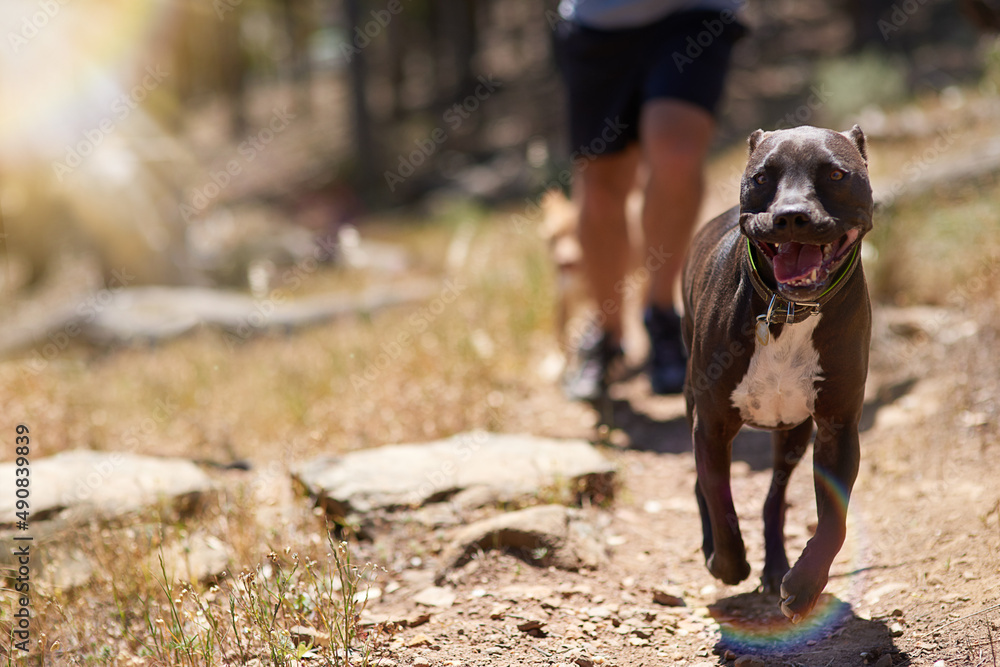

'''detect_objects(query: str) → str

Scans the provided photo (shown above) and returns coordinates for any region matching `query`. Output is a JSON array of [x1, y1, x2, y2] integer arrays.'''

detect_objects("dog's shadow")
[[591, 390, 774, 468], [707, 591, 906, 666], [593, 375, 918, 469]]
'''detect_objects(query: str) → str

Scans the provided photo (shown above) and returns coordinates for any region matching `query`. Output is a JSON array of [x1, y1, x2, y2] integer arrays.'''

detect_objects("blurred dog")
[[539, 188, 645, 362], [539, 190, 587, 351]]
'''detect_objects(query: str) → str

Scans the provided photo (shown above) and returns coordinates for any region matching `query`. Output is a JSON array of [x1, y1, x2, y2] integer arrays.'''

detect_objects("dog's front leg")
[[779, 416, 860, 622], [693, 415, 752, 586], [761, 417, 813, 594]]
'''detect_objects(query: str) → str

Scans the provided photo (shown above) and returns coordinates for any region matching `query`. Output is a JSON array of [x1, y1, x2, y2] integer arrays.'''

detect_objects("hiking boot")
[[644, 305, 687, 395], [562, 326, 623, 402]]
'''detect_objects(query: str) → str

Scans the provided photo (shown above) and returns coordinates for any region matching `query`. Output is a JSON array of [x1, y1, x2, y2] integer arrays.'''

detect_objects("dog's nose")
[[772, 208, 811, 229]]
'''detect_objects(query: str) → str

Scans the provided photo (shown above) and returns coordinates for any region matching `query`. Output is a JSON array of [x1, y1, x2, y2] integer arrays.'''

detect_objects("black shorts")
[[554, 10, 745, 155]]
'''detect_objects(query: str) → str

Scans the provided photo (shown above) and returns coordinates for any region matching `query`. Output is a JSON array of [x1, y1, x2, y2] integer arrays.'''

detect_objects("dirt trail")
[[356, 299, 1000, 667]]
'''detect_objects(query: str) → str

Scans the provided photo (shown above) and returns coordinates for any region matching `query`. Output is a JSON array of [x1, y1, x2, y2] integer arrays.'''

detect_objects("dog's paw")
[[778, 565, 828, 623], [707, 551, 752, 586], [760, 566, 787, 595], [760, 552, 790, 595]]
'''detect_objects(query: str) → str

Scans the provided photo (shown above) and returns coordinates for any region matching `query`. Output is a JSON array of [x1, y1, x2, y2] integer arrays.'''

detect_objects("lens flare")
[[712, 464, 872, 654], [0, 0, 172, 161]]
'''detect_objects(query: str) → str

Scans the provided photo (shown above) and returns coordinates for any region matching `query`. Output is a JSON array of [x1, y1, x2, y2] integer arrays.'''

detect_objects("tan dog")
[[539, 188, 646, 367]]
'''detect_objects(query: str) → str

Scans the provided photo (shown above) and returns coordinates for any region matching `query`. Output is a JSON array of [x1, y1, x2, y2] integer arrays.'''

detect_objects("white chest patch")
[[731, 314, 823, 428]]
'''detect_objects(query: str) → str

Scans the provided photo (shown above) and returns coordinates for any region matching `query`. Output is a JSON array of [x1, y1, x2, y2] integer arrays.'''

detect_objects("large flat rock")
[[292, 432, 616, 517], [0, 451, 220, 590], [0, 450, 215, 526]]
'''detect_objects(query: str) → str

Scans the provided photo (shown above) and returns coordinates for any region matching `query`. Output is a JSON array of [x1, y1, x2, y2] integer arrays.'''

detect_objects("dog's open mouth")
[[755, 229, 860, 289]]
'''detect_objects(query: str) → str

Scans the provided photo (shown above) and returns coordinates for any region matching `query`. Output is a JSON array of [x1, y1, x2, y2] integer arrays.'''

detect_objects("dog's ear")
[[747, 129, 766, 155], [843, 124, 868, 165]]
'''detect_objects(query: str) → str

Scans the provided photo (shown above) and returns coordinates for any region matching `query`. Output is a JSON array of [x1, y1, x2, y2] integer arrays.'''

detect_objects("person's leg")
[[576, 145, 641, 344], [639, 99, 716, 394], [561, 145, 640, 401], [639, 99, 715, 309], [635, 7, 743, 395]]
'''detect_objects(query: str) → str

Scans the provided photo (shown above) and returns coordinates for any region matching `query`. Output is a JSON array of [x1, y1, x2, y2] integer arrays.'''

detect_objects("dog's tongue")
[[772, 242, 823, 283]]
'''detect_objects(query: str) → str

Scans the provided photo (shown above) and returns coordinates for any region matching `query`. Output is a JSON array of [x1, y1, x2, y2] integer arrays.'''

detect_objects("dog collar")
[[745, 238, 860, 327]]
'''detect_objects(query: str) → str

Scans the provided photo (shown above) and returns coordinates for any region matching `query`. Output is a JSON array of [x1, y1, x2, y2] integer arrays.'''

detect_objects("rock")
[[37, 546, 94, 590], [0, 450, 215, 526], [360, 609, 430, 629], [734, 656, 766, 667], [413, 585, 457, 609], [409, 503, 461, 528], [489, 604, 509, 620], [0, 283, 437, 351], [438, 505, 608, 577], [0, 452, 218, 590], [405, 633, 432, 648], [289, 625, 331, 648], [585, 605, 615, 620], [156, 532, 232, 583], [652, 585, 686, 607], [517, 619, 547, 637], [889, 621, 905, 637], [353, 586, 381, 604], [292, 433, 616, 518], [406, 612, 432, 628], [874, 654, 893, 667]]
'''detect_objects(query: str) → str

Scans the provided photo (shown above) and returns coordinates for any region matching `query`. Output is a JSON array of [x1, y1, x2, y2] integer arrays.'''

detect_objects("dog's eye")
[[754, 172, 767, 185], [830, 169, 845, 181]]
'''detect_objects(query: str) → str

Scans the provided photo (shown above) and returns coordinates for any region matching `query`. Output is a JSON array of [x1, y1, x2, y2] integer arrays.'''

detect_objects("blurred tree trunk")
[[281, 0, 315, 116], [344, 0, 377, 187], [843, 0, 897, 50], [386, 9, 407, 119], [431, 0, 478, 107], [217, 8, 249, 138]]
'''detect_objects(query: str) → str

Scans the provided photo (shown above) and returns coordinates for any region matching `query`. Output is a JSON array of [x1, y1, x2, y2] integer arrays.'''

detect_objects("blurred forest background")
[[0, 0, 993, 299]]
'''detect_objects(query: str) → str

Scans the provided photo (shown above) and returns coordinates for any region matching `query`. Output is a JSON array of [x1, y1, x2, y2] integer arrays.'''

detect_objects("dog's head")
[[739, 125, 873, 302]]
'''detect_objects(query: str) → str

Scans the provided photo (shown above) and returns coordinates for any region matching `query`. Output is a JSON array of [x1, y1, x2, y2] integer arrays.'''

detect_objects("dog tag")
[[755, 318, 770, 346]]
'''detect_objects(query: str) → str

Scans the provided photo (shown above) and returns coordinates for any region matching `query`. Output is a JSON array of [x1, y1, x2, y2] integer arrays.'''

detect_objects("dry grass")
[[0, 201, 559, 664], [0, 202, 556, 465], [867, 177, 1000, 306]]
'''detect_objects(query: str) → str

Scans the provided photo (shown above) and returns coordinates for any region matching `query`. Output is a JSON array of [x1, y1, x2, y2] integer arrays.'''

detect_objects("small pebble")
[[874, 654, 893, 667], [889, 621, 905, 637], [586, 606, 614, 620], [652, 586, 686, 607]]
